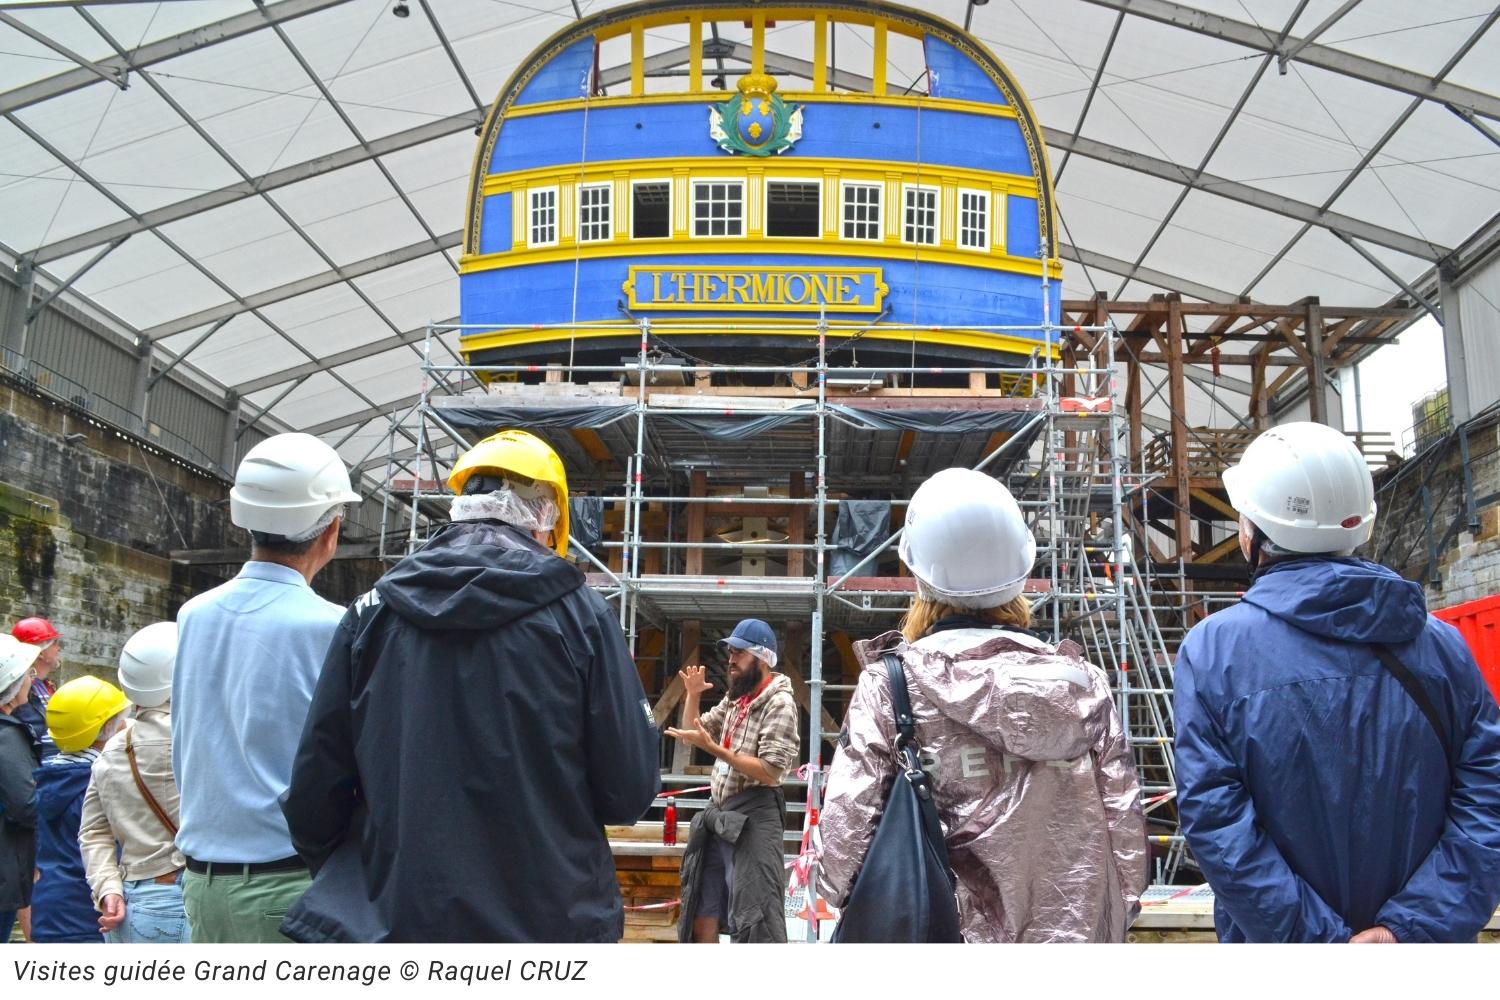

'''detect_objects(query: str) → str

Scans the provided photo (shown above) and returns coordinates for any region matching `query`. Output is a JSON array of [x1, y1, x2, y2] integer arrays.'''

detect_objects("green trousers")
[[181, 867, 310, 943]]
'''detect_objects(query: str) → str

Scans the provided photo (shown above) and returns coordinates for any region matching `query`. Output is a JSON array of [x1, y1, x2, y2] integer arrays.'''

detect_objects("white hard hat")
[[899, 468, 1037, 608], [230, 433, 361, 538], [118, 621, 177, 708], [0, 633, 41, 694], [1223, 421, 1376, 554]]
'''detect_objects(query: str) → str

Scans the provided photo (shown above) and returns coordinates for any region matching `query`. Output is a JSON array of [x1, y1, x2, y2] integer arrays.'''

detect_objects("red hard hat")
[[12, 617, 60, 644]]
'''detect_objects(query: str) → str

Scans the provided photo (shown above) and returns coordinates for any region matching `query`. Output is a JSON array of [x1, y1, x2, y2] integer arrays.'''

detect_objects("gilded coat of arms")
[[709, 73, 803, 156]]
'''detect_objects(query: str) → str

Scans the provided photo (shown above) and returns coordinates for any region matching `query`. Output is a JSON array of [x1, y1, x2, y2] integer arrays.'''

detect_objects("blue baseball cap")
[[719, 619, 777, 657]]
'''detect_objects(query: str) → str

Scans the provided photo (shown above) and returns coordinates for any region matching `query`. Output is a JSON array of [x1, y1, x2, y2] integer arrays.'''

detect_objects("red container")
[[662, 797, 677, 846], [1433, 594, 1500, 706]]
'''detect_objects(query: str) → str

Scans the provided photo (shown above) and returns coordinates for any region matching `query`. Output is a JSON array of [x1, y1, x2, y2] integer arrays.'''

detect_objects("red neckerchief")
[[722, 673, 775, 750]]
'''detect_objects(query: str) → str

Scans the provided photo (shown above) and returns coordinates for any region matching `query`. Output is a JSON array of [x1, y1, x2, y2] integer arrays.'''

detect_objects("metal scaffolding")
[[378, 309, 1194, 880]]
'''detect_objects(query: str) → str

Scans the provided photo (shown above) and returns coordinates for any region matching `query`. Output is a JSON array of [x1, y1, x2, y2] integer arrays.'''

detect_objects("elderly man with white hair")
[[172, 432, 360, 943]]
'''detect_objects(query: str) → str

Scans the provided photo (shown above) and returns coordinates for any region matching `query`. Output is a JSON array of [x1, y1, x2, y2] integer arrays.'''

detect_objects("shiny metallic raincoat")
[[819, 627, 1148, 942]]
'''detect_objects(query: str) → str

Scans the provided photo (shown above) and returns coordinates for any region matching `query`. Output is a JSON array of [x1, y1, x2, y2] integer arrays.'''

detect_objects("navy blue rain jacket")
[[31, 759, 102, 942], [279, 519, 661, 943], [1175, 557, 1500, 942]]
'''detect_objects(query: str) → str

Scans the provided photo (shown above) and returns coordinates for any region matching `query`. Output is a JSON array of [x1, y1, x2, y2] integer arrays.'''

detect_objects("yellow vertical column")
[[872, 21, 887, 97], [812, 15, 827, 92], [751, 13, 765, 75], [689, 16, 703, 92], [747, 166, 764, 239], [630, 22, 644, 96], [673, 168, 690, 237]]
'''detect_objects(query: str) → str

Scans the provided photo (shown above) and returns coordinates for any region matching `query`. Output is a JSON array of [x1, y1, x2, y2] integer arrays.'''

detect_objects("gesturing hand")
[[665, 722, 713, 752], [1350, 926, 1397, 944], [679, 665, 714, 697]]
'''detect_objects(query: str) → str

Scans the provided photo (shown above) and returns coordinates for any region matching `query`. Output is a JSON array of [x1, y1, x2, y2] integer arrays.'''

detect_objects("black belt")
[[184, 855, 306, 876]]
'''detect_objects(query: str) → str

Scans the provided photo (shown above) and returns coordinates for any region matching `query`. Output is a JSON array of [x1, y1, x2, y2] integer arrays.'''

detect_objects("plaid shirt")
[[699, 673, 800, 804]]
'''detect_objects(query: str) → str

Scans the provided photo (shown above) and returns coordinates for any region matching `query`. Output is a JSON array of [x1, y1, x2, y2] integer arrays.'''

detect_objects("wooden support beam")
[[781, 621, 840, 741], [1126, 358, 1143, 473], [685, 469, 707, 576], [644, 502, 663, 575], [1196, 533, 1244, 565], [1166, 298, 1192, 563], [653, 620, 702, 728], [1189, 488, 1239, 521], [1273, 318, 1316, 366], [788, 470, 806, 577], [1185, 302, 1250, 358], [570, 428, 613, 463], [1305, 300, 1327, 425], [1248, 352, 1260, 431], [831, 630, 860, 686]]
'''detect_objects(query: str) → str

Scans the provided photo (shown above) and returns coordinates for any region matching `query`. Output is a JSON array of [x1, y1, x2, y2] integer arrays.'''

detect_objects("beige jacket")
[[79, 707, 185, 906], [819, 628, 1148, 942]]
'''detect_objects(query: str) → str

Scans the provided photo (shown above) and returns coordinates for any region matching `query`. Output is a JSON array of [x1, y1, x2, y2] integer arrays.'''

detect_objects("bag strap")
[[126, 728, 178, 838], [882, 653, 947, 845], [1372, 643, 1455, 766]]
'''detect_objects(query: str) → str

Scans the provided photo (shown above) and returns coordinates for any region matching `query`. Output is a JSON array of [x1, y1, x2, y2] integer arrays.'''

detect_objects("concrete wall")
[[1365, 414, 1500, 610], [0, 381, 383, 681]]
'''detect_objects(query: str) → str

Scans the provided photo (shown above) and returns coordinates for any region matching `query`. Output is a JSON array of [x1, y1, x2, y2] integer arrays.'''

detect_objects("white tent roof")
[[1, 0, 1497, 471]]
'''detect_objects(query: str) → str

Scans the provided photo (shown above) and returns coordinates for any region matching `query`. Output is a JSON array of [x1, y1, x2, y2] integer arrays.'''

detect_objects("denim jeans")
[[107, 876, 191, 944]]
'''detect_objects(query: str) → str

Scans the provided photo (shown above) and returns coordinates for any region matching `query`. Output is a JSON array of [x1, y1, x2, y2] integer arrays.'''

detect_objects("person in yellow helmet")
[[280, 429, 660, 942], [31, 676, 129, 942]]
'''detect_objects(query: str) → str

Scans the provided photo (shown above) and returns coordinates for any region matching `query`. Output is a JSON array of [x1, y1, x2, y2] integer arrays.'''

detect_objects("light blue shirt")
[[172, 561, 344, 863]]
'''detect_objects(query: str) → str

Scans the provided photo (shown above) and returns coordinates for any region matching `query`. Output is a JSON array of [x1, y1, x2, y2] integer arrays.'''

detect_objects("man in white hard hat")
[[1175, 421, 1500, 943], [172, 432, 359, 942]]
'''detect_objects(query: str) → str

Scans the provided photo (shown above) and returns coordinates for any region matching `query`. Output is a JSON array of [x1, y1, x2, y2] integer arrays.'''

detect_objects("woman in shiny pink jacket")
[[818, 469, 1148, 942]]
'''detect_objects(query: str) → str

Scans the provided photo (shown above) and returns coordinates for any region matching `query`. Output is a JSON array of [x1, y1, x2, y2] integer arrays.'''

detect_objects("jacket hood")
[[1242, 557, 1427, 644], [862, 628, 1107, 762], [34, 759, 92, 822], [376, 519, 585, 630]]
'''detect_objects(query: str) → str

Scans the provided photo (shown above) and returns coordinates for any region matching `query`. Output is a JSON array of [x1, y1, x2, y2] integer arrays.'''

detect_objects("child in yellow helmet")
[[31, 676, 129, 942]]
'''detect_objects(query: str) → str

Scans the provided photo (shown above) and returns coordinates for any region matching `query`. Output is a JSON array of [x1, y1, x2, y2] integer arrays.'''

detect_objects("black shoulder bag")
[[831, 653, 963, 943]]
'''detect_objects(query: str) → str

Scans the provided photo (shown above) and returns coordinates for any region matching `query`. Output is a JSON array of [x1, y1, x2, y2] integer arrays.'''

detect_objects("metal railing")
[[0, 347, 225, 475]]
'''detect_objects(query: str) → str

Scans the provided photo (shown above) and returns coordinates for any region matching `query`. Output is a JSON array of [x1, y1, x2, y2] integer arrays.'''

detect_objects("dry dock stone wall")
[[0, 382, 381, 682], [1365, 415, 1500, 610]]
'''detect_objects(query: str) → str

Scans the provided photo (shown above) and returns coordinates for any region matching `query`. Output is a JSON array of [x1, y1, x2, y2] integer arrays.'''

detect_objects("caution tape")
[[1141, 886, 1197, 907], [662, 784, 712, 797], [623, 899, 681, 912]]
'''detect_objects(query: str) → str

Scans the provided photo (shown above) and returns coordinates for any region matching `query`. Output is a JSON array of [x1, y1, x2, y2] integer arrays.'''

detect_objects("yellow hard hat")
[[47, 675, 129, 753], [448, 429, 571, 557]]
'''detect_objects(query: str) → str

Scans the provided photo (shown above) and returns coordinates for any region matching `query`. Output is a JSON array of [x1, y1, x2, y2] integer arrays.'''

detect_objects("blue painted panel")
[[515, 37, 593, 106], [479, 193, 512, 255], [462, 254, 1056, 340], [1007, 195, 1041, 260], [924, 35, 1006, 106], [490, 105, 1033, 177]]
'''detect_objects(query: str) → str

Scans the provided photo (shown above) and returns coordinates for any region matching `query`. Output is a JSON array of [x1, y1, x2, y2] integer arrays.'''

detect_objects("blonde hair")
[[900, 594, 1032, 643]]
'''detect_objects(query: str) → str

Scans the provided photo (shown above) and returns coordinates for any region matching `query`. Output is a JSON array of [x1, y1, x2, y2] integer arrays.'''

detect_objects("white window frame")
[[902, 184, 940, 246], [528, 185, 558, 248], [762, 176, 823, 240], [629, 178, 673, 239], [577, 182, 612, 243], [690, 178, 746, 239], [958, 187, 990, 251], [840, 180, 884, 242]]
